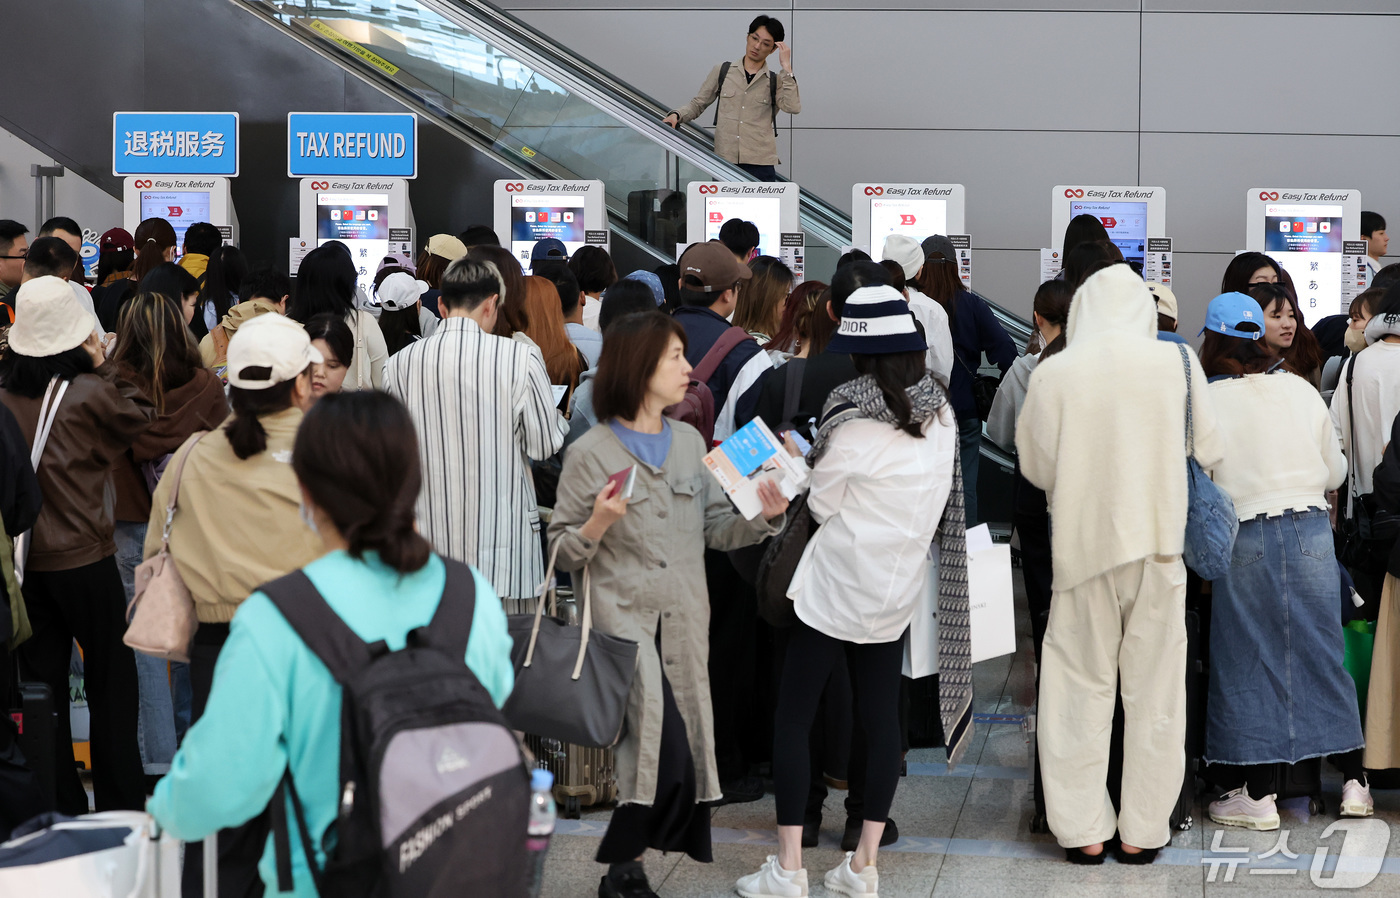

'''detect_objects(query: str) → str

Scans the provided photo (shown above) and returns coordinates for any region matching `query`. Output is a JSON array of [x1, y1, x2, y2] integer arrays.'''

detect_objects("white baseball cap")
[[8, 276, 99, 357], [1147, 282, 1178, 320], [376, 271, 430, 312], [226, 313, 323, 390]]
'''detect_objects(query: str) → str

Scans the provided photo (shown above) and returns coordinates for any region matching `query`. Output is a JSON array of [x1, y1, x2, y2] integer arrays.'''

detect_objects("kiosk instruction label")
[[113, 112, 238, 176]]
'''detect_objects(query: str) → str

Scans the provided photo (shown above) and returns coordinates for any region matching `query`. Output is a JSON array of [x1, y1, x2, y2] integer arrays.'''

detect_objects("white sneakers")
[[736, 853, 878, 898], [736, 855, 809, 898], [1208, 785, 1281, 831], [1340, 779, 1375, 817], [823, 853, 879, 897]]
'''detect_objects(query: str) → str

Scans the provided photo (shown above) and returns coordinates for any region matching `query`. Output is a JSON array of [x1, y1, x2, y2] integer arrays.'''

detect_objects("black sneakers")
[[840, 816, 899, 852], [599, 861, 658, 898]]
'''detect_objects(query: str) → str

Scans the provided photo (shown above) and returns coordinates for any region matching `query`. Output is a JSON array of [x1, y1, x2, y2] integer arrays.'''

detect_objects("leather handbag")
[[123, 432, 207, 663], [753, 492, 810, 628], [503, 543, 639, 748], [1175, 345, 1238, 580]]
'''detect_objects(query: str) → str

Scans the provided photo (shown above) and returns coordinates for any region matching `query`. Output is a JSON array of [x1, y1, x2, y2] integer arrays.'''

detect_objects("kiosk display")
[[317, 192, 389, 293], [493, 181, 608, 267], [685, 182, 801, 264], [510, 193, 588, 264], [850, 184, 965, 256], [140, 190, 211, 250], [1245, 188, 1361, 326], [702, 194, 782, 258], [1068, 200, 1147, 269]]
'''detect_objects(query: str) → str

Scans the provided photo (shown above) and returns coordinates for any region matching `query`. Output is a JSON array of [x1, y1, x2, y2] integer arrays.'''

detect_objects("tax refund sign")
[[288, 112, 417, 179], [113, 112, 238, 176], [1246, 188, 1361, 327]]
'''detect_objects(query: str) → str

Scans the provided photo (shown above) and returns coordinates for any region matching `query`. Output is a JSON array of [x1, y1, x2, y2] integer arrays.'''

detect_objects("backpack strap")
[[261, 569, 374, 684], [712, 61, 732, 128], [769, 71, 779, 137], [692, 326, 752, 386], [411, 558, 478, 660]]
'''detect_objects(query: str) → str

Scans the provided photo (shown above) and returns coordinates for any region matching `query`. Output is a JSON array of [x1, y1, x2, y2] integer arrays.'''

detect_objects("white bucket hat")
[[7, 276, 99, 357]]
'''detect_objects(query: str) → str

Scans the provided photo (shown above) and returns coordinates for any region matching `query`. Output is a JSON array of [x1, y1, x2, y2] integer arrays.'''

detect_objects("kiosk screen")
[[868, 198, 948, 254], [316, 192, 390, 297], [703, 196, 781, 258], [1264, 203, 1344, 324], [1069, 200, 1148, 270], [511, 195, 587, 265], [141, 191, 211, 252]]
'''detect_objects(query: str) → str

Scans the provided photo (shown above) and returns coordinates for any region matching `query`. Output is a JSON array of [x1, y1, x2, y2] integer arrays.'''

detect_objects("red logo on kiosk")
[[1259, 191, 1280, 202], [699, 184, 719, 195], [504, 183, 525, 192], [134, 179, 153, 189], [1099, 217, 1117, 229], [311, 181, 330, 191], [864, 186, 884, 196], [708, 211, 724, 223], [1064, 189, 1085, 198], [167, 206, 183, 218], [900, 215, 916, 226]]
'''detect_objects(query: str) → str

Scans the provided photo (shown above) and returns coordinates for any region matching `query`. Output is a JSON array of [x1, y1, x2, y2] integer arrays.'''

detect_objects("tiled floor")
[[541, 572, 1400, 897]]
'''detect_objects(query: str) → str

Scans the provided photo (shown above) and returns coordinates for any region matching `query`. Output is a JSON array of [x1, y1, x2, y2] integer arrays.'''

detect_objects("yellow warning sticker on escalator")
[[310, 20, 401, 76]]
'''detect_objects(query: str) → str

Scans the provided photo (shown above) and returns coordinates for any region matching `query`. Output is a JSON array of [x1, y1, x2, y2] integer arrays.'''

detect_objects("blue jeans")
[[957, 417, 982, 528], [114, 521, 178, 775]]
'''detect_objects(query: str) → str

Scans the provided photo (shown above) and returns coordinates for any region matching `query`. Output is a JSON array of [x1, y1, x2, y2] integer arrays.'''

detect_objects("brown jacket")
[[547, 421, 779, 805], [113, 367, 230, 523], [144, 407, 323, 623], [671, 59, 800, 165], [0, 364, 155, 572]]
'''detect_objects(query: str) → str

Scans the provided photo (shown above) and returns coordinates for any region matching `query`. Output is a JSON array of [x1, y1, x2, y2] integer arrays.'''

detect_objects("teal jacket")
[[148, 550, 515, 896]]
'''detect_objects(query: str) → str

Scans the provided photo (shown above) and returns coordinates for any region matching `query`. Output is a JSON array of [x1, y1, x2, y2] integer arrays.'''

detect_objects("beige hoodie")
[[199, 298, 281, 367], [1016, 265, 1224, 590]]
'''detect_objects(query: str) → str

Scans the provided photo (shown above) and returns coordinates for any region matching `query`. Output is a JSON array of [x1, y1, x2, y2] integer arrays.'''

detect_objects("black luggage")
[[1029, 610, 1200, 834], [2, 681, 55, 833]]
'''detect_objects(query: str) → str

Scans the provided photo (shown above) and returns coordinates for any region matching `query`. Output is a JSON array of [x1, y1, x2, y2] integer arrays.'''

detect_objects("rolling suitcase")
[[4, 681, 57, 829], [525, 735, 618, 819]]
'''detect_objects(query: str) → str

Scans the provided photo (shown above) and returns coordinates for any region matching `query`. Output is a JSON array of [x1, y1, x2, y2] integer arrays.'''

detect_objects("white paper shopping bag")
[[967, 525, 1016, 663], [902, 544, 940, 679]]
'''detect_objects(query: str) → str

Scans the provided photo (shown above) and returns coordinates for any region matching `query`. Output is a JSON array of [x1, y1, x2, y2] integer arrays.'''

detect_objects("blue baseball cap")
[[530, 238, 569, 263], [1201, 292, 1265, 340]]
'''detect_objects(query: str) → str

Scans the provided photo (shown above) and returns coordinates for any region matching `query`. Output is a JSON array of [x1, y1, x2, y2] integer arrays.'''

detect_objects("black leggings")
[[773, 621, 904, 827]]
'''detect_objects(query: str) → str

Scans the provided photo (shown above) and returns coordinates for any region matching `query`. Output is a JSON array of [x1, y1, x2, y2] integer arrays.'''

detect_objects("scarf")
[[809, 373, 975, 769]]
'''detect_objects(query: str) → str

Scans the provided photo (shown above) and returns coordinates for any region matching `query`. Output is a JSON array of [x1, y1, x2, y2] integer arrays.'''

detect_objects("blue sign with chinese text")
[[113, 112, 239, 176], [287, 112, 417, 179]]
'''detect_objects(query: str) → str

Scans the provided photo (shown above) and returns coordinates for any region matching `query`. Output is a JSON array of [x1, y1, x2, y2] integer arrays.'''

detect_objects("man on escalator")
[[662, 15, 800, 182]]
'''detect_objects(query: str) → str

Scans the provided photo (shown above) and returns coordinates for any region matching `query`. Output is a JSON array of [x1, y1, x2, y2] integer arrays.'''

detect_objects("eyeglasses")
[[0, 250, 26, 260]]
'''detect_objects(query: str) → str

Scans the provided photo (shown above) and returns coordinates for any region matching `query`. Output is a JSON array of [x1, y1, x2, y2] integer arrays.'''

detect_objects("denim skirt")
[[1204, 509, 1364, 765]]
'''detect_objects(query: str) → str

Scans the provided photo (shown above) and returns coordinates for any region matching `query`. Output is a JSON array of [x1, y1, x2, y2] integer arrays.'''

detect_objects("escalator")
[[234, 0, 1028, 527]]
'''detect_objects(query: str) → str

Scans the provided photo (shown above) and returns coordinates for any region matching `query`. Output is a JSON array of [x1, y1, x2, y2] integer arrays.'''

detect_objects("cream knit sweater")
[[1211, 373, 1346, 520], [1016, 266, 1224, 591]]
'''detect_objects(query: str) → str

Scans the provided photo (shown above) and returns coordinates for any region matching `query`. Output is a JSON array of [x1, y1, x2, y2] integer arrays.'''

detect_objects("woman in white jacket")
[[738, 285, 957, 898]]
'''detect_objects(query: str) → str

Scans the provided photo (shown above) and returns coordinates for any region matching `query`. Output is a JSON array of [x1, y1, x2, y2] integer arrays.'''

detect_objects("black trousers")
[[19, 558, 144, 814], [738, 163, 779, 182], [182, 623, 268, 898], [774, 621, 904, 827]]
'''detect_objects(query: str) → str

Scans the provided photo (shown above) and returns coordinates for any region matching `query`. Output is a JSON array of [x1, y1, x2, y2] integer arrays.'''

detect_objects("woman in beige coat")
[[549, 311, 787, 898]]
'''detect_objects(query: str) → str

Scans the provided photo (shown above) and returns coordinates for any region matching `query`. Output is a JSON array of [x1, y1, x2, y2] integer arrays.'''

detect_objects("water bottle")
[[526, 768, 557, 898]]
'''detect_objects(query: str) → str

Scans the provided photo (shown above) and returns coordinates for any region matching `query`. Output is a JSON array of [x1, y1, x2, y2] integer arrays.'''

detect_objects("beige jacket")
[[144, 408, 323, 623], [672, 59, 800, 165], [547, 421, 779, 805]]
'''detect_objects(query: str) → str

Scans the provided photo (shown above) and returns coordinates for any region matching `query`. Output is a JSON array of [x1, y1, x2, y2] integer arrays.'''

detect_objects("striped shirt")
[[384, 316, 568, 598]]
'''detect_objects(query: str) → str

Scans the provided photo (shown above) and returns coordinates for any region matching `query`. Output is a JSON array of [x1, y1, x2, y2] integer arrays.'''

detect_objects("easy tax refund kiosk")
[[1045, 186, 1168, 283], [851, 183, 973, 290], [1246, 187, 1364, 327], [493, 180, 609, 268], [290, 112, 418, 298], [115, 111, 240, 249], [684, 181, 804, 279]]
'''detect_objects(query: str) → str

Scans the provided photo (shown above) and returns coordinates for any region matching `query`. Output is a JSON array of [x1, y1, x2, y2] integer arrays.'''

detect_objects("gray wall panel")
[[1142, 13, 1400, 135], [1146, 1, 1399, 12]]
